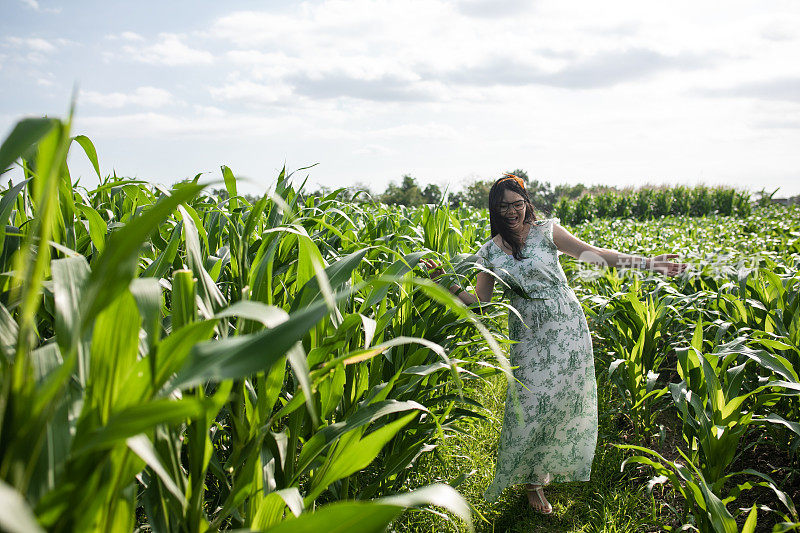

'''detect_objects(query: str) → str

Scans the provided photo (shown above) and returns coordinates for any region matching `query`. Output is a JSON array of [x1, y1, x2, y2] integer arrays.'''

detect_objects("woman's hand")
[[422, 259, 445, 280], [423, 259, 464, 297], [649, 254, 689, 277]]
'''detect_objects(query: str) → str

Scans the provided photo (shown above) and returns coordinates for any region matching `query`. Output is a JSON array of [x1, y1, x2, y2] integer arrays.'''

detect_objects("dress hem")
[[482, 475, 591, 503]]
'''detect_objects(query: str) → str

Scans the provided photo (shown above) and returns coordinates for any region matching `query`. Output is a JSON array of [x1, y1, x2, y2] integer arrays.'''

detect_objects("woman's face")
[[498, 189, 526, 231]]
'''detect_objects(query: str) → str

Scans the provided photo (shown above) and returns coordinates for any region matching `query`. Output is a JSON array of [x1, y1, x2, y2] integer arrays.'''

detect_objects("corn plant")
[[0, 113, 519, 531], [591, 279, 677, 442], [671, 321, 800, 495], [619, 444, 793, 533]]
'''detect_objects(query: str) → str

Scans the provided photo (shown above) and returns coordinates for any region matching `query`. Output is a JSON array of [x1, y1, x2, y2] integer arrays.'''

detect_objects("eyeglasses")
[[498, 200, 525, 213]]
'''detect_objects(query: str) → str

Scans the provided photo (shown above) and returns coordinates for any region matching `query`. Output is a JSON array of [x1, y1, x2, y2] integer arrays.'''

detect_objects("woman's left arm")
[[552, 223, 688, 277]]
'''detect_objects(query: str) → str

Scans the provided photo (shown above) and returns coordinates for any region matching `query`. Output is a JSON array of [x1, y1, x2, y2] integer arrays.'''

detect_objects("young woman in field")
[[425, 175, 687, 514]]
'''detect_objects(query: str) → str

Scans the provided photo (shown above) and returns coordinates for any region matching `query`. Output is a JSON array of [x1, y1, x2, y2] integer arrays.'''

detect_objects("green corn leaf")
[[71, 398, 206, 454], [295, 399, 428, 479], [72, 135, 101, 179], [221, 165, 238, 211], [51, 256, 90, 365], [758, 413, 800, 437], [27, 343, 72, 501], [13, 119, 71, 361], [243, 194, 268, 241], [731, 468, 798, 518], [697, 477, 737, 533], [251, 488, 303, 530], [116, 319, 219, 405], [152, 320, 217, 392], [214, 300, 288, 328], [74, 202, 107, 253], [306, 412, 417, 503], [379, 483, 472, 530], [129, 278, 162, 351], [0, 302, 17, 361], [0, 178, 30, 259], [126, 435, 186, 508], [699, 352, 725, 414], [0, 117, 57, 175], [171, 270, 196, 331], [286, 341, 319, 426], [81, 184, 204, 326], [263, 501, 401, 533], [172, 294, 341, 390], [737, 348, 798, 382], [178, 204, 225, 313], [263, 483, 471, 533], [87, 287, 141, 421], [141, 221, 182, 279], [741, 504, 757, 533], [291, 248, 367, 312], [691, 319, 704, 353], [360, 252, 426, 311]]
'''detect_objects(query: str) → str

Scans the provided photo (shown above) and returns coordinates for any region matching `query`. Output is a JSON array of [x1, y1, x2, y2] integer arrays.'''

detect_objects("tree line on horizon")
[[303, 170, 782, 218], [207, 170, 795, 221], [307, 169, 619, 212]]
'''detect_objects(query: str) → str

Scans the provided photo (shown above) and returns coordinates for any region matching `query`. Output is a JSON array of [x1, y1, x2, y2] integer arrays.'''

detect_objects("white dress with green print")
[[477, 218, 597, 502]]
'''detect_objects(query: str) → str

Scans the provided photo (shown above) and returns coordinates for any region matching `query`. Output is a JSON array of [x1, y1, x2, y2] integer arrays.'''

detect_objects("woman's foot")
[[524, 484, 553, 515]]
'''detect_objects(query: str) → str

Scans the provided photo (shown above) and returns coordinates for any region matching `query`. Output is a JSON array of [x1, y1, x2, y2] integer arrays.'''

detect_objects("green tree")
[[553, 183, 586, 200], [504, 169, 530, 183], [448, 191, 465, 208], [463, 179, 492, 208], [527, 180, 556, 210], [422, 184, 442, 204], [381, 174, 425, 206]]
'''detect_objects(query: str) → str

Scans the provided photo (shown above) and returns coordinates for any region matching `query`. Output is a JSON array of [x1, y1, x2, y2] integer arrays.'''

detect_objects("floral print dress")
[[476, 218, 598, 502]]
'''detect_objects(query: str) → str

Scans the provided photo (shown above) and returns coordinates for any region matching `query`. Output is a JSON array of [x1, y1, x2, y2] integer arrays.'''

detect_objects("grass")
[[393, 353, 673, 532]]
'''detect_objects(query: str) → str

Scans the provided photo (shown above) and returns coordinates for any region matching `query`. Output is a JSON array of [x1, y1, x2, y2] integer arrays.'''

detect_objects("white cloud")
[[205, 1, 734, 106], [287, 72, 445, 102], [76, 111, 293, 139], [454, 0, 532, 18], [122, 33, 213, 66], [8, 0, 798, 196], [193, 104, 227, 117], [209, 79, 293, 106], [697, 77, 800, 103], [81, 86, 176, 109], [121, 31, 144, 42], [106, 31, 145, 42], [353, 144, 395, 156], [6, 37, 56, 53], [761, 19, 797, 42], [4, 36, 61, 64], [371, 122, 460, 140], [19, 0, 61, 14]]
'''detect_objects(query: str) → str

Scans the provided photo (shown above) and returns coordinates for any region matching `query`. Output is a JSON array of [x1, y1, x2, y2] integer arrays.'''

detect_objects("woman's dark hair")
[[488, 176, 537, 260]]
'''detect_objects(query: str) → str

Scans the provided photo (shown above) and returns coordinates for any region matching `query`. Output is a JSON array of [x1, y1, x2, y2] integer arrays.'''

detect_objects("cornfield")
[[553, 185, 752, 225], [0, 114, 510, 532], [567, 211, 800, 532], [2, 111, 800, 532]]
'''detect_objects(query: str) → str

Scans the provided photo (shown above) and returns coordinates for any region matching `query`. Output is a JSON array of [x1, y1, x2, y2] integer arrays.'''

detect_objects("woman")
[[426, 175, 687, 514]]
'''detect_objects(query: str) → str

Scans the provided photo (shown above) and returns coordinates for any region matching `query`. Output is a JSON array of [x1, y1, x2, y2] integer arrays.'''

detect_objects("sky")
[[1, 0, 799, 197]]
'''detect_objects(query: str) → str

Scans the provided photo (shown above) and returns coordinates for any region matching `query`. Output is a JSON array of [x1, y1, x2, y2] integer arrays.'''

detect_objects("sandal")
[[524, 484, 553, 515]]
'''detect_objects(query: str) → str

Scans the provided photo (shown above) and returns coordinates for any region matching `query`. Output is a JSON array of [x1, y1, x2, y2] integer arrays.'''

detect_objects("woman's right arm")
[[449, 271, 494, 306]]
